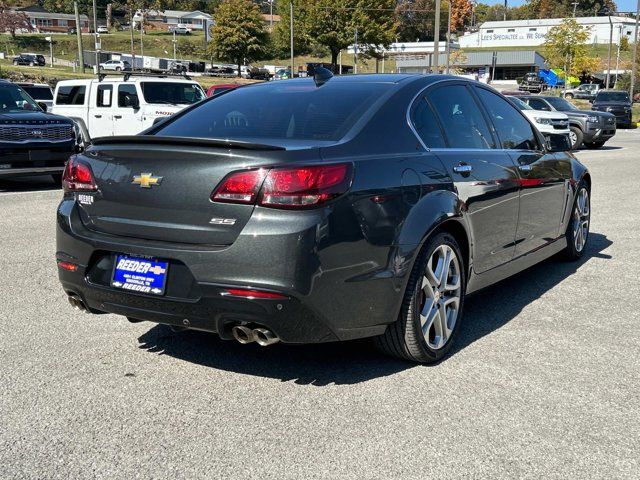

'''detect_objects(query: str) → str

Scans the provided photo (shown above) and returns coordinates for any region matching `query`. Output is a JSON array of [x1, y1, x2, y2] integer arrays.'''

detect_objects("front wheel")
[[115, 66, 121, 71], [561, 183, 590, 261], [569, 126, 583, 150], [584, 141, 605, 149], [565, 93, 574, 99], [376, 232, 466, 363]]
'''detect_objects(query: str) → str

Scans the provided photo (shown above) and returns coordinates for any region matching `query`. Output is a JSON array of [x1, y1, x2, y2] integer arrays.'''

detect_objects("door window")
[[427, 85, 495, 149], [97, 85, 112, 107], [475, 87, 539, 150], [118, 84, 139, 108], [56, 85, 86, 105], [410, 98, 446, 148]]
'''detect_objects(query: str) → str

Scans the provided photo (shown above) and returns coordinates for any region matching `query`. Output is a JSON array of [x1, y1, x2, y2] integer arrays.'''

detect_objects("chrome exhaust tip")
[[231, 325, 255, 344], [252, 327, 280, 347], [67, 294, 88, 313]]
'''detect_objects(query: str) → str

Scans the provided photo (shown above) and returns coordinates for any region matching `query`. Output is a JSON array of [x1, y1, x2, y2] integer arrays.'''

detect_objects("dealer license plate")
[[111, 254, 169, 296]]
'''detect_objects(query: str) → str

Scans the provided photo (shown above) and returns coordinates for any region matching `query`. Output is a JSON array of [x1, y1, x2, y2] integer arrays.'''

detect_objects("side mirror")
[[37, 102, 48, 112], [545, 133, 571, 153]]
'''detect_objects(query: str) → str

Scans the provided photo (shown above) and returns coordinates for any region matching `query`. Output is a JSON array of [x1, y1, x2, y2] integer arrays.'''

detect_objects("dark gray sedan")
[[56, 73, 590, 363]]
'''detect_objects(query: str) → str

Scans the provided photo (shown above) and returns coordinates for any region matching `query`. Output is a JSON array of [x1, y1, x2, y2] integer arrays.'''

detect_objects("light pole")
[[46, 36, 53, 67], [289, 1, 294, 76], [606, 14, 613, 88], [433, 0, 441, 73], [445, 0, 452, 74], [354, 28, 358, 74], [74, 2, 85, 73], [92, 0, 99, 71], [630, 0, 640, 99], [173, 30, 177, 60], [129, 9, 135, 66]]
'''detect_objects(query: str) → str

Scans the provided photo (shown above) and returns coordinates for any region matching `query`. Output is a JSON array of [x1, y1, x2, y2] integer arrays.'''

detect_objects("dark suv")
[[591, 90, 633, 128], [12, 53, 46, 67], [522, 95, 616, 149], [0, 80, 77, 182]]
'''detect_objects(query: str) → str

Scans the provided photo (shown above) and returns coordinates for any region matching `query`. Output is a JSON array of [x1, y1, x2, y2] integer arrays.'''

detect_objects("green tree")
[[208, 0, 269, 75], [544, 18, 599, 78]]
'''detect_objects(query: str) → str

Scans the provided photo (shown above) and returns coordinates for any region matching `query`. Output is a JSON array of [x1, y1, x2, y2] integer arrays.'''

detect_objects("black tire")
[[375, 232, 466, 363], [116, 66, 121, 71], [569, 126, 583, 150], [565, 93, 574, 99], [561, 181, 590, 261], [51, 174, 63, 185], [584, 141, 605, 149]]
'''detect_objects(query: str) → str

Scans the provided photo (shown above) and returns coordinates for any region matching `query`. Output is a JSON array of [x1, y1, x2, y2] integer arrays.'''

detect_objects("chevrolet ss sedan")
[[56, 73, 591, 363]]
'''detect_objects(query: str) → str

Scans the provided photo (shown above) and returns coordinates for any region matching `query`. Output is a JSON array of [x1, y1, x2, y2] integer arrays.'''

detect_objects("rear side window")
[[118, 84, 138, 108], [56, 85, 86, 105], [427, 85, 495, 149], [154, 81, 390, 142], [527, 98, 551, 111], [475, 87, 539, 150], [97, 85, 112, 107], [22, 86, 53, 100], [411, 98, 446, 148]]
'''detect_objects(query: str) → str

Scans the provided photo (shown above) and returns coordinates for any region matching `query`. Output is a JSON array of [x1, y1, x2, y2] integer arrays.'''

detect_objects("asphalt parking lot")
[[1, 133, 639, 479]]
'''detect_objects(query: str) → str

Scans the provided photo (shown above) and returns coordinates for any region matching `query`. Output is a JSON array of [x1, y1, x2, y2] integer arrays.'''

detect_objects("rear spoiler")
[[90, 135, 286, 151]]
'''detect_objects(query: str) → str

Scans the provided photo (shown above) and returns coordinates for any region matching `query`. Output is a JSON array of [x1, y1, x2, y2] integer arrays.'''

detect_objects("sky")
[[485, 0, 638, 13]]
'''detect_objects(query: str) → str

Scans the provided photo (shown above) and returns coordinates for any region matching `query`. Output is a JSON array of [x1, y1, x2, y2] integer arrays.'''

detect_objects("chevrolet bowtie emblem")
[[132, 173, 163, 188]]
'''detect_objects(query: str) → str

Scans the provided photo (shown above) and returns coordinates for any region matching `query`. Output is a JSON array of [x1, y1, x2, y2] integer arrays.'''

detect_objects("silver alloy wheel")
[[569, 130, 578, 147], [419, 244, 462, 350], [573, 188, 590, 252]]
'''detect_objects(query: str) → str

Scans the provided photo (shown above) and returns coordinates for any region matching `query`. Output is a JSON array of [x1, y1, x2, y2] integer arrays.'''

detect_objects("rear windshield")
[[596, 91, 630, 102], [22, 86, 53, 100], [140, 82, 205, 105], [154, 80, 390, 142]]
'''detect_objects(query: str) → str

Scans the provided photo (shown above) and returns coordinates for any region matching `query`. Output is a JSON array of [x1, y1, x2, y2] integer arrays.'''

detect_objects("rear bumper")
[[0, 142, 74, 177], [56, 199, 407, 344]]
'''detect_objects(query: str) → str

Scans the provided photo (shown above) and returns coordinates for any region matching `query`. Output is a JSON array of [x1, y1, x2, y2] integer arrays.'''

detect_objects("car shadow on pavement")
[[137, 232, 612, 385], [0, 175, 60, 193]]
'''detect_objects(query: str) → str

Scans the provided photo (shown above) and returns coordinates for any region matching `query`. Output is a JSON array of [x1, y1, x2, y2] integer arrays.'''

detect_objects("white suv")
[[506, 95, 570, 138], [51, 76, 206, 140], [99, 59, 131, 71]]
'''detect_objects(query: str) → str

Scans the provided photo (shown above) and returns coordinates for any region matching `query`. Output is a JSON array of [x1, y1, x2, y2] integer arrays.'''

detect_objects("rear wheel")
[[584, 141, 605, 149], [565, 93, 574, 99], [569, 126, 583, 150], [115, 66, 121, 71], [561, 183, 590, 261], [376, 232, 466, 363]]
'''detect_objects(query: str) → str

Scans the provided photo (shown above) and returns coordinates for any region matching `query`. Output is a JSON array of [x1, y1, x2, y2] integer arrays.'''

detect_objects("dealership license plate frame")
[[111, 254, 169, 296]]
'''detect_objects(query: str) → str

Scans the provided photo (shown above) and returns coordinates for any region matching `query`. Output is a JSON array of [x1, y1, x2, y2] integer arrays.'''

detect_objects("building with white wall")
[[459, 16, 637, 48]]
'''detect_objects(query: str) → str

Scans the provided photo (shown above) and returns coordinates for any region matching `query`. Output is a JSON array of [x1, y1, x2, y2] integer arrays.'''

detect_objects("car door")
[[473, 86, 570, 256], [113, 83, 142, 135], [90, 83, 115, 137], [423, 83, 521, 274]]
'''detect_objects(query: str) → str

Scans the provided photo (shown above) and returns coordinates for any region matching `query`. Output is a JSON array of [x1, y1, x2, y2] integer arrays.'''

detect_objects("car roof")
[[56, 76, 199, 86], [16, 82, 50, 87]]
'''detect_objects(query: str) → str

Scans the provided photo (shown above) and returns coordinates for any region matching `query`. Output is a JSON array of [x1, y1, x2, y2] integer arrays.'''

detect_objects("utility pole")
[[74, 2, 85, 73], [129, 9, 135, 66], [433, 0, 441, 73], [630, 0, 640, 99], [445, 0, 452, 74], [92, 0, 99, 71], [354, 28, 358, 74], [140, 10, 144, 65], [606, 15, 613, 88], [503, 0, 507, 21], [615, 25, 622, 86], [289, 1, 294, 75]]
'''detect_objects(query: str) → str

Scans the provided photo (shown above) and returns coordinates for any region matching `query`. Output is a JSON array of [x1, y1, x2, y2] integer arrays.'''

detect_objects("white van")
[[51, 75, 206, 140]]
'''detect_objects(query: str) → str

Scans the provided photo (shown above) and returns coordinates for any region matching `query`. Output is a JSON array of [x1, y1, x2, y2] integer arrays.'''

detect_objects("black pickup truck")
[[0, 80, 77, 182]]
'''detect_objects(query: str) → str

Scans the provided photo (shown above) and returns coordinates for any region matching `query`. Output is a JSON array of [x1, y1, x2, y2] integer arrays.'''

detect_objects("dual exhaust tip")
[[231, 325, 280, 346]]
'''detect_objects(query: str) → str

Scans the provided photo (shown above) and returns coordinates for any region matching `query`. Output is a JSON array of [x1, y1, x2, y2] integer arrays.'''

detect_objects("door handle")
[[113, 115, 122, 119], [518, 164, 532, 172], [453, 164, 473, 174], [94, 114, 102, 118]]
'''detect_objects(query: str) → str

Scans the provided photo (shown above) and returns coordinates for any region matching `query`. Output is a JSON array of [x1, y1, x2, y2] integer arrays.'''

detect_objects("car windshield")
[[544, 97, 577, 111], [506, 96, 532, 110], [140, 82, 205, 105], [0, 84, 42, 113], [154, 80, 391, 142], [21, 86, 53, 100], [596, 91, 630, 102]]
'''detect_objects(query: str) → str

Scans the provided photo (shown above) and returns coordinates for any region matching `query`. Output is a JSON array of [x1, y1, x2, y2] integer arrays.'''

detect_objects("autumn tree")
[[544, 18, 598, 79], [208, 0, 269, 76], [0, 3, 32, 37], [449, 0, 472, 32]]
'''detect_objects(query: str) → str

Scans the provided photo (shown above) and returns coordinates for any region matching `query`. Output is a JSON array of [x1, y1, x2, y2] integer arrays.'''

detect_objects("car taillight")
[[62, 156, 97, 192], [211, 169, 267, 204], [259, 163, 353, 208]]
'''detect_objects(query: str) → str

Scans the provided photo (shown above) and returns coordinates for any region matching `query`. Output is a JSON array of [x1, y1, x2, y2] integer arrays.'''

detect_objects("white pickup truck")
[[51, 75, 205, 140]]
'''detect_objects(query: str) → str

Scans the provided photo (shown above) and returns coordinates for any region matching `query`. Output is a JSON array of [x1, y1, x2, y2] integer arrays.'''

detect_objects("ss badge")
[[210, 218, 237, 225]]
